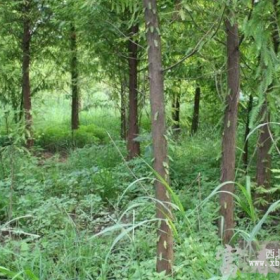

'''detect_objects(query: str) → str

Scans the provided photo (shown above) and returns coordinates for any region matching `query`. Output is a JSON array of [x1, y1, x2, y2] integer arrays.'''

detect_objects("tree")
[[127, 24, 140, 158], [142, 0, 173, 274], [171, 90, 180, 134], [70, 23, 80, 130], [191, 85, 201, 135], [256, 0, 279, 191], [219, 11, 240, 244], [22, 0, 34, 148], [243, 95, 253, 169], [256, 101, 271, 190], [120, 79, 127, 140], [0, 0, 56, 147]]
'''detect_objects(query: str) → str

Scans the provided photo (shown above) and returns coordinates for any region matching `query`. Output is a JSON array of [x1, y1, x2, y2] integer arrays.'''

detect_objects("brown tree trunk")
[[143, 0, 173, 274], [256, 101, 271, 189], [172, 92, 180, 134], [243, 95, 253, 170], [219, 18, 240, 245], [22, 1, 33, 148], [191, 86, 201, 135], [120, 82, 127, 140], [70, 23, 80, 130], [127, 25, 140, 159], [255, 0, 279, 199]]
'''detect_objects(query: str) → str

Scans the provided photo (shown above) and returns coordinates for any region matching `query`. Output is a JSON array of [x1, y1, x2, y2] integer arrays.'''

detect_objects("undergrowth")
[[1, 127, 279, 279]]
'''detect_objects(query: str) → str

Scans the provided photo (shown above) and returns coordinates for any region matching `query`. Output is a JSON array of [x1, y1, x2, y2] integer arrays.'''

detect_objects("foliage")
[[0, 0, 280, 278], [35, 124, 108, 151]]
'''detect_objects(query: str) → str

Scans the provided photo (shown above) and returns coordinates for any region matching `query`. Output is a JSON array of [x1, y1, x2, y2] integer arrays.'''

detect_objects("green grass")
[[1, 90, 280, 279]]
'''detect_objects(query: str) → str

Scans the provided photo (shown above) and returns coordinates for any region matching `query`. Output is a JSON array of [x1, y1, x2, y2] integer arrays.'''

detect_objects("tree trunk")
[[70, 23, 80, 130], [219, 18, 240, 245], [120, 82, 127, 140], [127, 25, 140, 159], [191, 86, 201, 135], [22, 1, 33, 148], [172, 92, 180, 134], [143, 0, 173, 274], [243, 95, 253, 170], [256, 101, 271, 189], [255, 0, 279, 200], [255, 0, 279, 187]]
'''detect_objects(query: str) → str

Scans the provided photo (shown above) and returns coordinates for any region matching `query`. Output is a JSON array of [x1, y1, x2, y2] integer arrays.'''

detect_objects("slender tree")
[[127, 25, 140, 159], [70, 23, 80, 130], [256, 0, 279, 191], [22, 0, 33, 148], [191, 86, 201, 135], [243, 94, 253, 169], [143, 0, 173, 274], [256, 101, 271, 189], [172, 92, 180, 134], [219, 14, 240, 244], [120, 80, 127, 140]]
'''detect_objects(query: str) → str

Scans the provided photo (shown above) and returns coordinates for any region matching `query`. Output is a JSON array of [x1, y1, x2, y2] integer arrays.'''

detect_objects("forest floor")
[[0, 94, 279, 279]]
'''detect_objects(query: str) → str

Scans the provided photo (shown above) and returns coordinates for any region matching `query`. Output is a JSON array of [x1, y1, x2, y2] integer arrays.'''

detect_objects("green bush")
[[78, 124, 108, 143], [35, 124, 108, 151]]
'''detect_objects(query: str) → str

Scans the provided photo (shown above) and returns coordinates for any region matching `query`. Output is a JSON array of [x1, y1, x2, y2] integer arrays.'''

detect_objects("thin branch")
[[268, 125, 280, 156], [185, 8, 226, 46], [105, 20, 145, 50], [162, 7, 225, 73]]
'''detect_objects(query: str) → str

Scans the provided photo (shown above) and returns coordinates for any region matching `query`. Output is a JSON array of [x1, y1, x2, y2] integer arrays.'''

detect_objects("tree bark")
[[70, 23, 80, 130], [143, 0, 173, 274], [243, 94, 253, 170], [191, 86, 201, 135], [219, 18, 240, 245], [22, 1, 33, 148], [127, 25, 140, 159], [172, 92, 180, 134]]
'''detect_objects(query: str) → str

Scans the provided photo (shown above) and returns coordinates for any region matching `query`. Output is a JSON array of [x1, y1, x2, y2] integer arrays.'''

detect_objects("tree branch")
[[162, 7, 225, 73]]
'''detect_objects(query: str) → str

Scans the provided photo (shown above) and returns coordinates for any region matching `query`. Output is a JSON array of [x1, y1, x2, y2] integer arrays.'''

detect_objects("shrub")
[[35, 124, 108, 151]]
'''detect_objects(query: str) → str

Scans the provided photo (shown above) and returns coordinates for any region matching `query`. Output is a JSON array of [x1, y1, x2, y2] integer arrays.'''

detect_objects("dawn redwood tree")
[[70, 23, 80, 130], [120, 80, 127, 140], [256, 0, 279, 191], [143, 0, 173, 274], [22, 0, 34, 148], [243, 94, 253, 169], [171, 91, 180, 134], [1, 0, 56, 147], [219, 13, 240, 244], [256, 101, 271, 190], [127, 25, 140, 159], [191, 85, 201, 135]]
